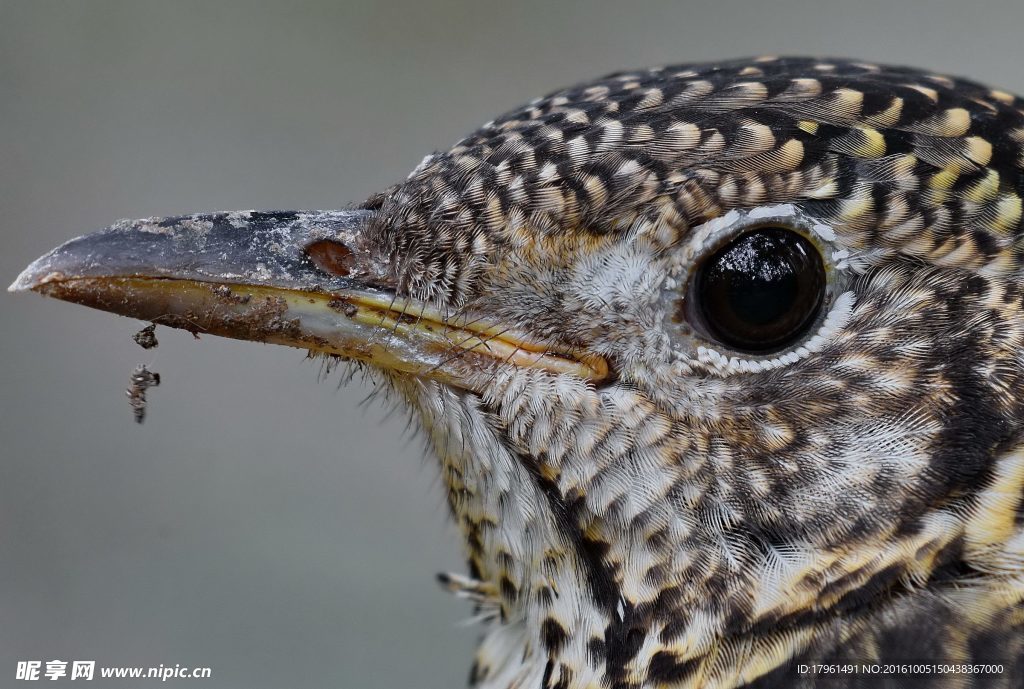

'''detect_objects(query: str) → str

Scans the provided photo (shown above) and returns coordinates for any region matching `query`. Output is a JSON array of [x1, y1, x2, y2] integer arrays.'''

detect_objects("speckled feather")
[[358, 57, 1024, 688]]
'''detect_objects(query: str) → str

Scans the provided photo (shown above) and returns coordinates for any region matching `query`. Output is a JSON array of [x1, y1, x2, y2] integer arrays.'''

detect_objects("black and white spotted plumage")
[[15, 57, 1024, 688], [357, 57, 1024, 688]]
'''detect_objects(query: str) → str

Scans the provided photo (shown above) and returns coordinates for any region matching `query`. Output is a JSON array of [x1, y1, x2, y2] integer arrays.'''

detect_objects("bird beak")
[[9, 210, 607, 390]]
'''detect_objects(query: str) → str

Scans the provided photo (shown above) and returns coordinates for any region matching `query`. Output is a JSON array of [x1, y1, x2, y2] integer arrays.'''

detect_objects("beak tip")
[[9, 254, 58, 294], [10, 266, 40, 294]]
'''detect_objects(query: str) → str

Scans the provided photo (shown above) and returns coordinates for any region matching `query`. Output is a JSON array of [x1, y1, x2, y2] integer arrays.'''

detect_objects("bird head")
[[12, 57, 1024, 687]]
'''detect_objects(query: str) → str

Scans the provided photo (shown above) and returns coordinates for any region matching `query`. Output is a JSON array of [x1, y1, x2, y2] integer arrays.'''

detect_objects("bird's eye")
[[689, 227, 825, 353]]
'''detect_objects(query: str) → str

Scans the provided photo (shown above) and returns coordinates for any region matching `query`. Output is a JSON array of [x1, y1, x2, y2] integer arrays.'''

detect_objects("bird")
[[11, 56, 1024, 688]]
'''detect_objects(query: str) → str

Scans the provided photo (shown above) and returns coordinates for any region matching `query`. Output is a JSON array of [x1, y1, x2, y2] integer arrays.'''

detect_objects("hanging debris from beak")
[[127, 365, 160, 424], [133, 323, 159, 349]]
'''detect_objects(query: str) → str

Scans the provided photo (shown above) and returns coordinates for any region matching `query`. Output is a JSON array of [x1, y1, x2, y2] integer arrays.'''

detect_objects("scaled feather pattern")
[[355, 57, 1024, 688]]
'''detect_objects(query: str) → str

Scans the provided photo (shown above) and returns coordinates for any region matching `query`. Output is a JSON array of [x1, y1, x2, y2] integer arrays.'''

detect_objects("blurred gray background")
[[2, 1, 1023, 687]]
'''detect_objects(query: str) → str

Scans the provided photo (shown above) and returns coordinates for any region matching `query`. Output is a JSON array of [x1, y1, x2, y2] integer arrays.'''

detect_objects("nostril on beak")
[[305, 239, 355, 277]]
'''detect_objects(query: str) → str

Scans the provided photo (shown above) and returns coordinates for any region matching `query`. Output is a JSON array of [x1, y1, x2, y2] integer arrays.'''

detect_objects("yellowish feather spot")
[[990, 89, 1016, 105], [929, 167, 959, 191], [771, 139, 805, 171], [965, 169, 1001, 203], [797, 120, 819, 134], [905, 83, 939, 102], [964, 136, 994, 167], [965, 447, 1024, 558], [839, 194, 873, 222], [666, 121, 702, 149], [991, 194, 1023, 234], [831, 88, 864, 118], [852, 127, 886, 158], [865, 97, 904, 127], [939, 107, 971, 137], [789, 77, 823, 98]]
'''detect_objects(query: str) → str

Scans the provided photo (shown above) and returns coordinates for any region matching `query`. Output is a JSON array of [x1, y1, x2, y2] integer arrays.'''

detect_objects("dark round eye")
[[692, 227, 825, 353]]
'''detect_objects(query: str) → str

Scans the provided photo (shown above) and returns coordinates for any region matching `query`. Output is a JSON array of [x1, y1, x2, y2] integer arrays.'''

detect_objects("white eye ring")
[[665, 203, 848, 281], [689, 290, 855, 375], [663, 204, 854, 374]]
